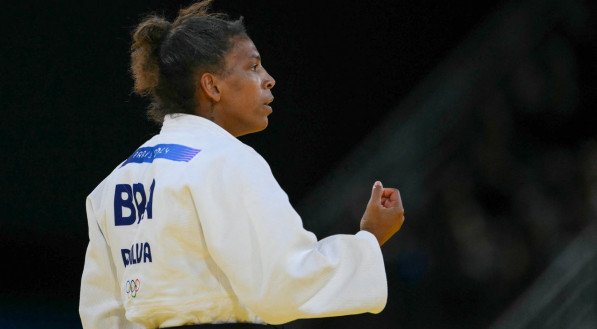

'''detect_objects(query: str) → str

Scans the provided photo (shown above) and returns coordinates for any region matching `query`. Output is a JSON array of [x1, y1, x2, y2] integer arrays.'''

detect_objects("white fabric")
[[80, 114, 387, 328]]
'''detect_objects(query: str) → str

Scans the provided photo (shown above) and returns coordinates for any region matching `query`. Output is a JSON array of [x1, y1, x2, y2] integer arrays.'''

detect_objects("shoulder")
[[85, 162, 123, 212], [216, 141, 272, 178]]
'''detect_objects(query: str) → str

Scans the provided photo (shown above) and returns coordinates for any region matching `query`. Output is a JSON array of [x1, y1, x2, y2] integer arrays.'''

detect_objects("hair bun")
[[130, 16, 172, 94]]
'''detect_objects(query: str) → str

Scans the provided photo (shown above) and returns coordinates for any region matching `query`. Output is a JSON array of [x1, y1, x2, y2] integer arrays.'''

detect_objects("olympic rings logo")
[[125, 278, 141, 298]]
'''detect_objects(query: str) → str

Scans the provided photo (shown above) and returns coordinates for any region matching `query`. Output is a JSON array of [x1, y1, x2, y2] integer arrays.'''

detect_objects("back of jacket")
[[80, 114, 387, 329]]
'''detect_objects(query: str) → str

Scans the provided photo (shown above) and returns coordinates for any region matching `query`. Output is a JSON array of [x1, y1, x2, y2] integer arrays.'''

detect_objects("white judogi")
[[80, 114, 387, 329]]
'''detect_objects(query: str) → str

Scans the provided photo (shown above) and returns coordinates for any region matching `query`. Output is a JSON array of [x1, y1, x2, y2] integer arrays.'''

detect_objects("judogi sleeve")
[[79, 197, 143, 329], [194, 147, 388, 324]]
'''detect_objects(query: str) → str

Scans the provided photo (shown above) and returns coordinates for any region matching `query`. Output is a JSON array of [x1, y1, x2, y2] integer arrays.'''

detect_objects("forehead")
[[224, 38, 260, 64]]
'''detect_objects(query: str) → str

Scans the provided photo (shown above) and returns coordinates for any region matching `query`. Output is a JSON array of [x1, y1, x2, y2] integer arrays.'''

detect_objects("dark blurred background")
[[1, 0, 596, 328]]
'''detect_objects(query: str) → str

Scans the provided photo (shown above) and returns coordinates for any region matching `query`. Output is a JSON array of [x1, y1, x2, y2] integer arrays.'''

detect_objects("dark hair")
[[130, 0, 247, 124]]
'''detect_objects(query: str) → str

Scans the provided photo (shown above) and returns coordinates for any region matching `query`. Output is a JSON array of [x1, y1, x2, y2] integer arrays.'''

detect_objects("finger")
[[383, 188, 403, 208], [381, 188, 398, 200], [394, 188, 402, 206], [381, 198, 391, 208], [368, 181, 383, 206], [394, 189, 404, 211]]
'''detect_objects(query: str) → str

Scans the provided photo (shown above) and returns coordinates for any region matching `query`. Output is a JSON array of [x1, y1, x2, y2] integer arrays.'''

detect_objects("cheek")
[[238, 86, 262, 106], [223, 75, 262, 106]]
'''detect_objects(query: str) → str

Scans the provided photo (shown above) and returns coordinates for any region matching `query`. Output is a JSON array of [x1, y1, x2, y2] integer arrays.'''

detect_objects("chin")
[[236, 121, 268, 137], [253, 117, 269, 132], [251, 123, 268, 135]]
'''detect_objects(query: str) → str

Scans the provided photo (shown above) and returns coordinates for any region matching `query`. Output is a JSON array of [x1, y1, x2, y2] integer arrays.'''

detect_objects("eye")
[[251, 64, 259, 71]]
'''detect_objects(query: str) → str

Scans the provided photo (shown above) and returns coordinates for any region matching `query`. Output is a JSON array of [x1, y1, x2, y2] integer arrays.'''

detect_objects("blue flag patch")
[[121, 144, 200, 167]]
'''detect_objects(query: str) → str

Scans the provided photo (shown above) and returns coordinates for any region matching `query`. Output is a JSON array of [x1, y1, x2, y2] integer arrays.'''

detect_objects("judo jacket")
[[80, 114, 387, 328]]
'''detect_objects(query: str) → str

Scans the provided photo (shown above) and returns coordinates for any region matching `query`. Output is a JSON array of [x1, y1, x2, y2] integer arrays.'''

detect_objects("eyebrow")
[[250, 53, 261, 61]]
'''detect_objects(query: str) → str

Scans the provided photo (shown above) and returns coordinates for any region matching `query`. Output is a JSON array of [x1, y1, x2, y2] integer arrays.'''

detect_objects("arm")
[[79, 198, 143, 329], [195, 149, 391, 324]]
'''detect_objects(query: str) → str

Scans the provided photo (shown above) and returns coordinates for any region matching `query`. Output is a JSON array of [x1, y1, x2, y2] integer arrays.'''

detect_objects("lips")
[[263, 97, 274, 112]]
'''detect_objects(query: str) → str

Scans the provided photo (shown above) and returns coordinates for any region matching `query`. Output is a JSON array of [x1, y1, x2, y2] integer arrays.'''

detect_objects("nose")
[[263, 70, 275, 90]]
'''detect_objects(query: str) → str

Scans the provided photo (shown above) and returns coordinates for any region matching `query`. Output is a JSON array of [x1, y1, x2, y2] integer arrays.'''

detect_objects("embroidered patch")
[[121, 144, 200, 167]]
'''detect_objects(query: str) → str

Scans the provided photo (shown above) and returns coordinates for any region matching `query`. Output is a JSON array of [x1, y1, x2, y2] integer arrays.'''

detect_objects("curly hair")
[[130, 0, 247, 124]]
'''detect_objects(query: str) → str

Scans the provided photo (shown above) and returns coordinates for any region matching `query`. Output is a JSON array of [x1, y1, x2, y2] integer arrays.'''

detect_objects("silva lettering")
[[121, 242, 153, 267], [114, 179, 155, 226]]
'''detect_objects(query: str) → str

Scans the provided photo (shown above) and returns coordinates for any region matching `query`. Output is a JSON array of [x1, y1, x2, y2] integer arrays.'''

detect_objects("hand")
[[360, 181, 405, 246]]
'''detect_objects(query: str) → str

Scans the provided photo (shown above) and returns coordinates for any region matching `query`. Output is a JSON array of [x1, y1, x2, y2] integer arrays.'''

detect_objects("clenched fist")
[[360, 181, 405, 246]]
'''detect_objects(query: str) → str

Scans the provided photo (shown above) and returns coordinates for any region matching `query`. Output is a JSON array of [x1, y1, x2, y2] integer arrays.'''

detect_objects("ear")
[[198, 72, 221, 102]]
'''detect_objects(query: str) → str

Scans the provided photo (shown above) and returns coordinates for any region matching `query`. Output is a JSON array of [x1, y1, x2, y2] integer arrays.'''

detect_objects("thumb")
[[368, 181, 383, 206]]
